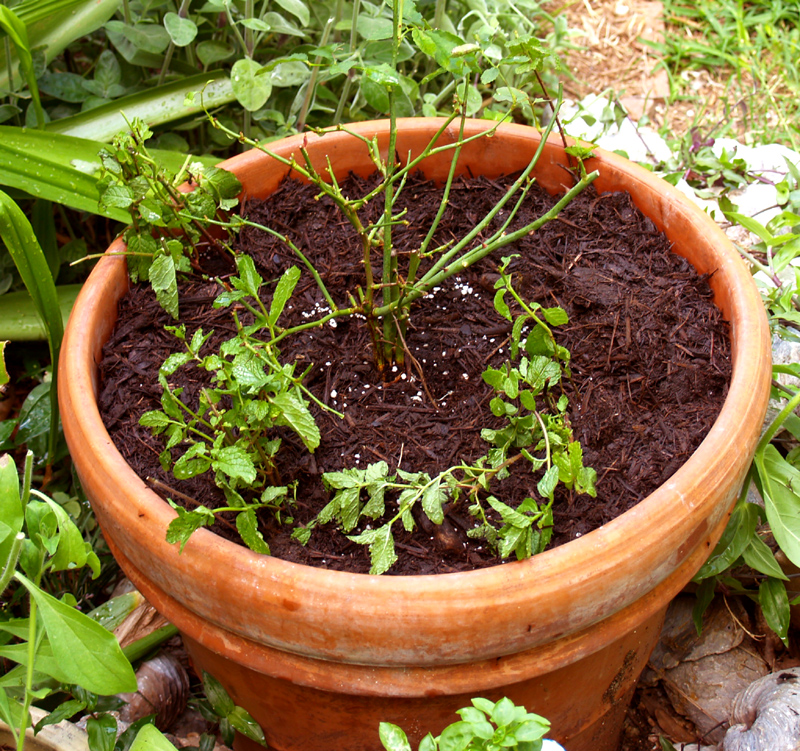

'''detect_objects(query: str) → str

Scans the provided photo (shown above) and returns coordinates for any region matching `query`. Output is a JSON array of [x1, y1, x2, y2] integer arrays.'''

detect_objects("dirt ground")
[[546, 0, 753, 142]]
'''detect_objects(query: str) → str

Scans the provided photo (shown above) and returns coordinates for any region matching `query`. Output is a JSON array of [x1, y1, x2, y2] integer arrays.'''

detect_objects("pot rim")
[[60, 118, 771, 663]]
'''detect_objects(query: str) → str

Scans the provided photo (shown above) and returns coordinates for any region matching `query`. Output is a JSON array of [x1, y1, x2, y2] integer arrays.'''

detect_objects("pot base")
[[183, 615, 660, 751]]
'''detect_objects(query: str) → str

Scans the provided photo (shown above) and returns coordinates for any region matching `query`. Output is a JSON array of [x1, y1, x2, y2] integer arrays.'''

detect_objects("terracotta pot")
[[59, 119, 771, 751]]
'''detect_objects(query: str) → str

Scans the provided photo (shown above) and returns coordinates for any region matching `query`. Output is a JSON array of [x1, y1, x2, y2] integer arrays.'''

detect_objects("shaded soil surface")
[[98, 171, 731, 575]]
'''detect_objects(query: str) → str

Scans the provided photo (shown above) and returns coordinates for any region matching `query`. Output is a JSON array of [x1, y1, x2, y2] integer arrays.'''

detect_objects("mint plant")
[[124, 2, 600, 571], [291, 263, 595, 574], [96, 118, 242, 319], [378, 697, 551, 751]]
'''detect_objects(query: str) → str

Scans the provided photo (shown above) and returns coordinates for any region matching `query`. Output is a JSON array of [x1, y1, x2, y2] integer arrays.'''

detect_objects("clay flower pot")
[[60, 119, 771, 751]]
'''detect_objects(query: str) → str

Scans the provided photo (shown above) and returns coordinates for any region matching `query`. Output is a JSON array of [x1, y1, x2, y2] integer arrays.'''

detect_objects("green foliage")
[[0, 190, 62, 465], [293, 267, 594, 575], [0, 451, 136, 751], [645, 0, 800, 149], [96, 118, 241, 318], [378, 697, 551, 751]]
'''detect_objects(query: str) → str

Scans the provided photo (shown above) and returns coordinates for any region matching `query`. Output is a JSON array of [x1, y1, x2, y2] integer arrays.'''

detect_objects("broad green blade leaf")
[[236, 509, 271, 555], [212, 445, 257, 485], [0, 340, 7, 385], [0, 0, 119, 92], [14, 572, 137, 694], [202, 672, 235, 717], [0, 127, 218, 221], [0, 190, 62, 460], [47, 72, 236, 142], [225, 706, 266, 745], [741, 533, 790, 580], [0, 640, 72, 684], [0, 285, 81, 341], [129, 723, 180, 751], [0, 6, 44, 127], [0, 454, 24, 572], [759, 577, 790, 645], [760, 444, 800, 567]]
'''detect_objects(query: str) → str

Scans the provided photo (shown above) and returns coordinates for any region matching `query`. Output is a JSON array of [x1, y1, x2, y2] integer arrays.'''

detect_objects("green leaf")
[[44, 497, 88, 573], [537, 466, 559, 500], [0, 6, 45, 129], [231, 58, 272, 112], [491, 697, 516, 727], [759, 445, 800, 568], [0, 454, 24, 559], [14, 572, 137, 694], [438, 720, 474, 751], [741, 534, 789, 580], [225, 706, 266, 746], [236, 509, 270, 555], [129, 723, 180, 751], [262, 11, 305, 37], [212, 445, 257, 485], [202, 671, 235, 717], [759, 577, 790, 645], [421, 477, 446, 525], [542, 306, 568, 326], [0, 190, 62, 461], [273, 0, 310, 27], [378, 723, 412, 751], [163, 13, 197, 47], [272, 392, 320, 451], [357, 16, 394, 40], [166, 505, 215, 551], [149, 255, 179, 320], [268, 266, 301, 326], [46, 72, 235, 142], [694, 500, 759, 579], [87, 714, 118, 751]]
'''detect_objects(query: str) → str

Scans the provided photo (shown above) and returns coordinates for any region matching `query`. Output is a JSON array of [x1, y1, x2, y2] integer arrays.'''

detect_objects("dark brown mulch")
[[97, 171, 731, 575]]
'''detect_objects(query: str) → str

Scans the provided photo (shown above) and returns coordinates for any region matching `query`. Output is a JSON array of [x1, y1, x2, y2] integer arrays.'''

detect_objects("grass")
[[644, 0, 800, 150]]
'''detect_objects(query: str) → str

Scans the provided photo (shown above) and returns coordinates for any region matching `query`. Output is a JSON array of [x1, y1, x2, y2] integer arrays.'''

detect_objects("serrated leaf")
[[421, 477, 446, 524], [212, 445, 257, 485], [236, 509, 270, 555], [166, 506, 214, 551], [542, 306, 568, 326], [272, 391, 320, 451], [759, 577, 790, 645], [537, 465, 559, 500], [149, 254, 179, 319]]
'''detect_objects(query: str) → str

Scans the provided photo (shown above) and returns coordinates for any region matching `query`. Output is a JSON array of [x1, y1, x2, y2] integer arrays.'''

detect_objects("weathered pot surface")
[[60, 119, 771, 751]]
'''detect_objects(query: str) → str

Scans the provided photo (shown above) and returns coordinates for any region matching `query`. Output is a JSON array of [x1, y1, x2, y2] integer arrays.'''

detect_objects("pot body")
[[60, 119, 771, 751]]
